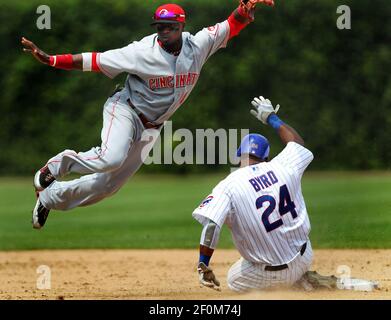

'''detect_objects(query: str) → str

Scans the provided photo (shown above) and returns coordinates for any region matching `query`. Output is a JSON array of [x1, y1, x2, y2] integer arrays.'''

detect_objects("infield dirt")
[[0, 249, 390, 300]]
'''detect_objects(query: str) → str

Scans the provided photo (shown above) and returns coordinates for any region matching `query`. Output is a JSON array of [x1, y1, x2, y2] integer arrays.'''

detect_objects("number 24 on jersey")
[[256, 184, 298, 232]]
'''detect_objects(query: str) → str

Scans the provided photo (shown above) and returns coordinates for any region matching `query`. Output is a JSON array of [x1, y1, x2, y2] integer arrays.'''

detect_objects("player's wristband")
[[228, 12, 249, 39], [81, 52, 101, 72], [49, 54, 74, 70], [199, 254, 211, 266], [267, 114, 284, 130]]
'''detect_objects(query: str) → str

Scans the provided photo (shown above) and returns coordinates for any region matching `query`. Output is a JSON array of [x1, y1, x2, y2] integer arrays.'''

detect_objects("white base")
[[337, 278, 379, 291]]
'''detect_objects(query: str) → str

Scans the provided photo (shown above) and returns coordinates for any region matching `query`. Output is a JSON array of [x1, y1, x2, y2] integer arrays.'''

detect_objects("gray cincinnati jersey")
[[96, 21, 230, 123], [193, 142, 314, 266]]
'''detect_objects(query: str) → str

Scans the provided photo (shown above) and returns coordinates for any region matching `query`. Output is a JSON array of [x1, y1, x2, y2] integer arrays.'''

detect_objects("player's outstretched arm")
[[250, 96, 305, 146], [21, 37, 51, 65], [227, 1, 275, 39], [197, 220, 221, 291], [277, 123, 304, 146], [21, 37, 86, 71], [238, 0, 275, 20]]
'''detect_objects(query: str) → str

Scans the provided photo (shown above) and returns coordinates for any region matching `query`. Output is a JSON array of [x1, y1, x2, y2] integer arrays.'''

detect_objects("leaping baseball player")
[[193, 97, 380, 292], [193, 96, 316, 292], [21, 1, 275, 229]]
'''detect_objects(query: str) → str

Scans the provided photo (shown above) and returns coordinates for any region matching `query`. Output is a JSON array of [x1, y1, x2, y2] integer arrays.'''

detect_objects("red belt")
[[127, 99, 162, 129]]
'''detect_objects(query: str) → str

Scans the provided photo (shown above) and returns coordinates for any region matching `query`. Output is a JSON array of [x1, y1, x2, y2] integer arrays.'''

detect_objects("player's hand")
[[259, 0, 275, 6], [197, 262, 221, 291], [240, 0, 274, 20], [21, 37, 50, 65], [250, 96, 280, 125], [240, 0, 275, 9]]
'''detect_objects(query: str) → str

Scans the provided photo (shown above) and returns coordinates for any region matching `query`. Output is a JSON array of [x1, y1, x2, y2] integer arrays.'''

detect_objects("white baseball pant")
[[227, 241, 313, 292]]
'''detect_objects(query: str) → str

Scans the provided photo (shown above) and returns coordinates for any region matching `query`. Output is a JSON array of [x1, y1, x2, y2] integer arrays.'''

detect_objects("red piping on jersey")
[[227, 10, 249, 39], [179, 92, 189, 105], [96, 53, 113, 78], [47, 95, 121, 166]]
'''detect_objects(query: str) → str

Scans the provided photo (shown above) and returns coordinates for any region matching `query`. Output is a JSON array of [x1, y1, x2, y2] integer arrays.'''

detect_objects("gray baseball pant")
[[39, 92, 161, 210]]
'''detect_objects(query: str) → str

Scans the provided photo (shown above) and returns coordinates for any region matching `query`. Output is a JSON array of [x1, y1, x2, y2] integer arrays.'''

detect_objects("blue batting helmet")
[[237, 134, 270, 160]]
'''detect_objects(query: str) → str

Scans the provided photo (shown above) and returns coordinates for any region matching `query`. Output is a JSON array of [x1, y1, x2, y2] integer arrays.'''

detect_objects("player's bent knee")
[[227, 278, 250, 293], [227, 270, 248, 293], [227, 281, 242, 292]]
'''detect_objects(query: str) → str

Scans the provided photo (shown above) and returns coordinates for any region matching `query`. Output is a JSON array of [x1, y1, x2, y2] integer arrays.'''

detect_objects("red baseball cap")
[[151, 4, 186, 25]]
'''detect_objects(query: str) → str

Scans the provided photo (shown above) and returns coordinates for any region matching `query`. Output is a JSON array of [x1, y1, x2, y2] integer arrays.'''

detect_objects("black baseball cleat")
[[32, 196, 50, 229], [34, 165, 55, 191]]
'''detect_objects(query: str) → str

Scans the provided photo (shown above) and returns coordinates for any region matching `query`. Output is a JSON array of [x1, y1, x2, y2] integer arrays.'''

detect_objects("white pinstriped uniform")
[[193, 142, 314, 291]]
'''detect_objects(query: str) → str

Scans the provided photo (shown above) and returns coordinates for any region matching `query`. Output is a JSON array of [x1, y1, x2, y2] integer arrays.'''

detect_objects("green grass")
[[0, 172, 390, 250], [303, 172, 391, 248]]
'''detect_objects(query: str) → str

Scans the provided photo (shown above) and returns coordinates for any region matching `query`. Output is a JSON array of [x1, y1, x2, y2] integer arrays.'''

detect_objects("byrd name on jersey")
[[249, 170, 279, 192], [149, 72, 199, 90]]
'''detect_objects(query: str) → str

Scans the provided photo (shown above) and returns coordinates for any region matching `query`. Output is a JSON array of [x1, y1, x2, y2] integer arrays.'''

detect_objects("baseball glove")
[[250, 96, 280, 124], [197, 262, 221, 291], [239, 0, 275, 12]]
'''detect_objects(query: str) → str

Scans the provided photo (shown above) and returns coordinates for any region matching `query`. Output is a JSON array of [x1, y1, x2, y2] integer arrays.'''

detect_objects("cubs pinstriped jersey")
[[193, 142, 314, 266], [95, 21, 230, 123]]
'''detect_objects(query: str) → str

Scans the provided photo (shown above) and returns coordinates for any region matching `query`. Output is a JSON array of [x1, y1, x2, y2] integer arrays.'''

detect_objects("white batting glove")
[[197, 262, 221, 291], [250, 96, 280, 125]]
